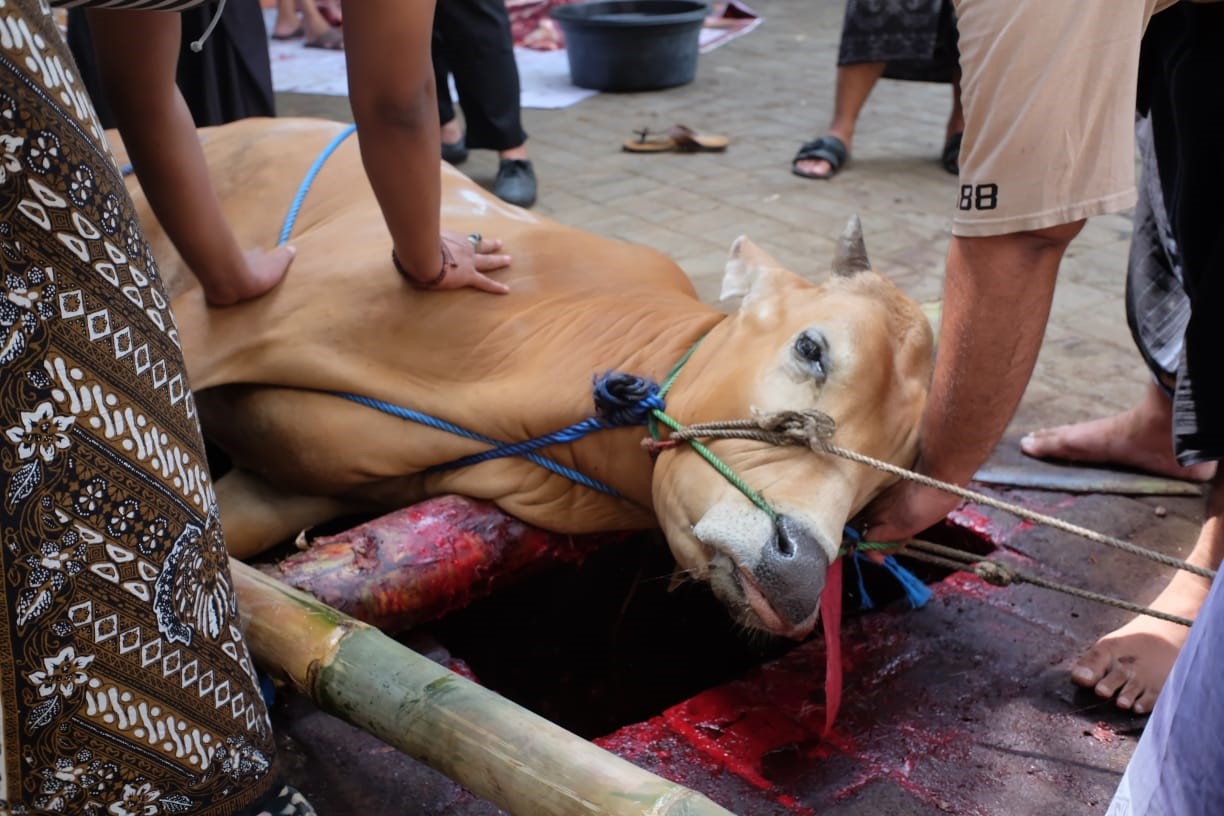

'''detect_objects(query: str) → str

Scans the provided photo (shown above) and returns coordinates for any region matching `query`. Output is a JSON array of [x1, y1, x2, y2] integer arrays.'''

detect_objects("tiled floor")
[[271, 2, 1193, 813]]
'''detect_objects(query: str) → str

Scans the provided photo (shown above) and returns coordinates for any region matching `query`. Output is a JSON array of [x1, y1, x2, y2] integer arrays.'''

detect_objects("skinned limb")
[[794, 61, 885, 179], [86, 10, 294, 306], [859, 221, 1083, 544], [343, 0, 511, 294]]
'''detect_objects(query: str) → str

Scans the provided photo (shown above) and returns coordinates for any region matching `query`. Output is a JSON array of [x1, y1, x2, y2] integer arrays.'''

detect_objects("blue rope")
[[880, 556, 934, 609], [278, 123, 357, 245], [337, 392, 621, 496], [427, 372, 666, 473], [841, 526, 931, 611], [851, 551, 875, 611]]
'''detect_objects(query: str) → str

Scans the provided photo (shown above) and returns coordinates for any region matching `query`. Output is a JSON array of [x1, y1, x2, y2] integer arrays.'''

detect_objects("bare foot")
[[794, 130, 852, 180], [1020, 382, 1217, 482], [271, 17, 304, 39], [202, 245, 295, 307], [1070, 568, 1210, 713]]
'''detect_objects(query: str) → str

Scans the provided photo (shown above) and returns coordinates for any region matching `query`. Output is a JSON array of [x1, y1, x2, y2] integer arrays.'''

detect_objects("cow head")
[[651, 216, 933, 639]]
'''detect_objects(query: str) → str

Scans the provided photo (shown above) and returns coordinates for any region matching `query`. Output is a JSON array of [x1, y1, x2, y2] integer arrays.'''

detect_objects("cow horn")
[[832, 214, 871, 276]]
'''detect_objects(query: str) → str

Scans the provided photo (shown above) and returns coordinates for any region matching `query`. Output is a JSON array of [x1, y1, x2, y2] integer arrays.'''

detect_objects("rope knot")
[[592, 372, 665, 427], [974, 560, 1018, 587], [752, 408, 837, 448]]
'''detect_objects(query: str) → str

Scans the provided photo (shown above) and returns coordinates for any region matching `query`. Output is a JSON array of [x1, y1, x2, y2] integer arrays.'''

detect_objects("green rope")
[[649, 338, 778, 520], [839, 538, 894, 557], [651, 409, 777, 520]]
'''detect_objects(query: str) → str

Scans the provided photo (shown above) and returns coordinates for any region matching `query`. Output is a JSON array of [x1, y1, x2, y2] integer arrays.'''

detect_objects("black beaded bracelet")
[[392, 242, 454, 289]]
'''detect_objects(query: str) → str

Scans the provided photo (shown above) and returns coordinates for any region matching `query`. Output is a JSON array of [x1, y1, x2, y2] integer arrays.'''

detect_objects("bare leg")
[[946, 72, 964, 141], [298, 0, 338, 45], [793, 61, 886, 178], [273, 0, 303, 38], [1020, 378, 1217, 481], [1071, 470, 1224, 713]]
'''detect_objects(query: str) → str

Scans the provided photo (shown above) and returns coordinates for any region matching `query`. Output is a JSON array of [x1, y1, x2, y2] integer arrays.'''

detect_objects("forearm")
[[918, 222, 1084, 484], [350, 85, 442, 281], [87, 11, 244, 282], [343, 0, 442, 282]]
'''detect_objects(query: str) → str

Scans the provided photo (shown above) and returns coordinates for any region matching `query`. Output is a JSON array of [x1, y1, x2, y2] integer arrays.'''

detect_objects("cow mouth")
[[732, 565, 816, 640]]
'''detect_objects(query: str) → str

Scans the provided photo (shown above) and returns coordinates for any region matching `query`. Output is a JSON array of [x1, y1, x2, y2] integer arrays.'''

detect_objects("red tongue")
[[819, 557, 844, 736]]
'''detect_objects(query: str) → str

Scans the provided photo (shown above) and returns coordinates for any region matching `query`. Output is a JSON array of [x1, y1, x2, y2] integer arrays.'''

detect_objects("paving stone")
[[271, 0, 1157, 813]]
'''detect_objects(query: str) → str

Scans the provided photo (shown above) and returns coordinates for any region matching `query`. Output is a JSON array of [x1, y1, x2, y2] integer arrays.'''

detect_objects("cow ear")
[[832, 213, 871, 277], [720, 235, 791, 305]]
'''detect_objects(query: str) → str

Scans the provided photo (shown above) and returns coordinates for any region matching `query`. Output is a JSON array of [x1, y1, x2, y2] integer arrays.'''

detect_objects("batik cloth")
[[836, 0, 959, 83], [0, 1, 287, 812]]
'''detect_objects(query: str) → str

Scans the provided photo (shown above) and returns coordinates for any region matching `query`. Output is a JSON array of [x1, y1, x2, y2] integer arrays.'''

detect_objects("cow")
[[121, 117, 933, 641]]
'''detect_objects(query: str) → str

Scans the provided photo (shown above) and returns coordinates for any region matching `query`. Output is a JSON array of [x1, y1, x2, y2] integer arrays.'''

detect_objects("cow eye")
[[793, 330, 829, 380]]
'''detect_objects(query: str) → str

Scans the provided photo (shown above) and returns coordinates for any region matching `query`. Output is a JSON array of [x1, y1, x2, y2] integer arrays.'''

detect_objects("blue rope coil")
[[593, 372, 665, 426], [419, 370, 665, 473]]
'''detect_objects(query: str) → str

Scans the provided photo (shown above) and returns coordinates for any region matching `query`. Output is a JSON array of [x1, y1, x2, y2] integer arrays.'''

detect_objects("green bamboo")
[[231, 560, 739, 816]]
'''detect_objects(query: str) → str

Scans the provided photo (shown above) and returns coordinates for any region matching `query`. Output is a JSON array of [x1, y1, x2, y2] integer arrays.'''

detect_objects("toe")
[[1132, 688, 1160, 716], [1093, 664, 1132, 700], [794, 159, 831, 179], [1019, 429, 1055, 457], [1069, 646, 1111, 688], [1115, 674, 1148, 710]]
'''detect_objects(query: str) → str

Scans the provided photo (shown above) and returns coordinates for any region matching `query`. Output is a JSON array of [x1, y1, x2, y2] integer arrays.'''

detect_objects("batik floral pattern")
[[0, 1, 278, 811]]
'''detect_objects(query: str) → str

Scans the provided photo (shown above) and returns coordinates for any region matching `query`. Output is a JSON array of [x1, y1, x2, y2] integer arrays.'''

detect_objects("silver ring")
[[467, 232, 482, 250]]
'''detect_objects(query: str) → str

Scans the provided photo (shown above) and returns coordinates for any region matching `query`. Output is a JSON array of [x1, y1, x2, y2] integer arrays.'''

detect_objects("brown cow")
[[123, 117, 933, 640]]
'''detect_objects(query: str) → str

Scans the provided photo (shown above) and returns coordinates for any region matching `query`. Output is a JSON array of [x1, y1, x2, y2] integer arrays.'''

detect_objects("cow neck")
[[563, 311, 727, 510]]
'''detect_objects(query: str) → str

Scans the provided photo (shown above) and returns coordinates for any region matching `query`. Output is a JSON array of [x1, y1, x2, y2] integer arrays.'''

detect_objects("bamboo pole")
[[231, 560, 739, 816]]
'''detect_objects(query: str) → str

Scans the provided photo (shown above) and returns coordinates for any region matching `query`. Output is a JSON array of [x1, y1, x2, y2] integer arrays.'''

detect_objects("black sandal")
[[791, 135, 849, 180]]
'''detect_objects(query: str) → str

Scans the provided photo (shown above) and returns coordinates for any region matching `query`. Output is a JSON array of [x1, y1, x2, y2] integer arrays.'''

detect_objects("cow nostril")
[[773, 527, 794, 558], [754, 515, 831, 629]]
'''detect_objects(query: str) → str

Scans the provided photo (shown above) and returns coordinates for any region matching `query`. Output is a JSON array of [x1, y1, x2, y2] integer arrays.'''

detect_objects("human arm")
[[342, 0, 510, 294], [858, 221, 1083, 544], [85, 10, 293, 306]]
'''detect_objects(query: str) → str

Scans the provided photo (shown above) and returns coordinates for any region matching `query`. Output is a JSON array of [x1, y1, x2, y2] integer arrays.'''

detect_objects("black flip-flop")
[[791, 135, 849, 180], [942, 132, 963, 175]]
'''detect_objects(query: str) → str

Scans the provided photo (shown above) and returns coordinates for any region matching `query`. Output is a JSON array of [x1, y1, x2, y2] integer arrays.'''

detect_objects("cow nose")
[[751, 514, 830, 628]]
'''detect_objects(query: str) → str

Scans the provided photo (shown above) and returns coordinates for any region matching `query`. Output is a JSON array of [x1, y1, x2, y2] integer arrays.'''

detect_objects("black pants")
[[66, 0, 275, 129], [432, 0, 527, 151], [1137, 4, 1224, 465]]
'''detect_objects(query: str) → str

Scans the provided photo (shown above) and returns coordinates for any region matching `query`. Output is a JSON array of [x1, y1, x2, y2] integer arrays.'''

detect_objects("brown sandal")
[[668, 124, 728, 153], [622, 125, 728, 154]]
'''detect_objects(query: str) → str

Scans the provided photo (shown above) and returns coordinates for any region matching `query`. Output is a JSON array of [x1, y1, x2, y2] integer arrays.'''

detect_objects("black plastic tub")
[[551, 0, 710, 92]]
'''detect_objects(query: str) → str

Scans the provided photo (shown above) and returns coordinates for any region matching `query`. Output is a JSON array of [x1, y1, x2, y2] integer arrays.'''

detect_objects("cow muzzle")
[[737, 514, 829, 637]]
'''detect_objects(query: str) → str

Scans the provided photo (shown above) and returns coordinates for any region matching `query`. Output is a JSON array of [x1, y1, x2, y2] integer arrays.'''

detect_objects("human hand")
[[852, 479, 961, 564], [395, 230, 511, 294], [200, 244, 295, 307]]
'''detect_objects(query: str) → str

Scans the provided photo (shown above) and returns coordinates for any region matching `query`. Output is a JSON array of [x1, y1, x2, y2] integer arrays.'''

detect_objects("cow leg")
[[216, 468, 354, 559]]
